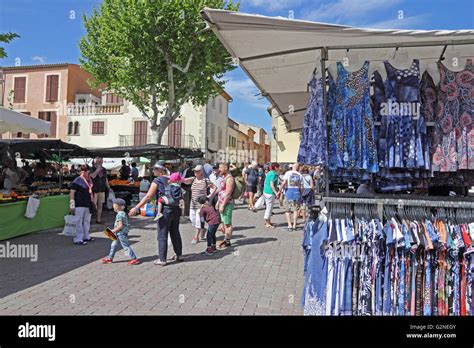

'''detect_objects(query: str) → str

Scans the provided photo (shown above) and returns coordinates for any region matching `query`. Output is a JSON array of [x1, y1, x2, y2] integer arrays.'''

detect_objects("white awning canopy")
[[0, 107, 51, 135], [201, 8, 474, 131]]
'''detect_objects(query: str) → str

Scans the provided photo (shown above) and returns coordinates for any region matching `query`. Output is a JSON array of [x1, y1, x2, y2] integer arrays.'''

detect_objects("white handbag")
[[254, 195, 265, 210]]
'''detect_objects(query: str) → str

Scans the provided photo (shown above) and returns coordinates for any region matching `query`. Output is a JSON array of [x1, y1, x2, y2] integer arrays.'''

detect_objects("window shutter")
[[13, 77, 26, 103], [50, 75, 59, 102], [49, 111, 57, 137]]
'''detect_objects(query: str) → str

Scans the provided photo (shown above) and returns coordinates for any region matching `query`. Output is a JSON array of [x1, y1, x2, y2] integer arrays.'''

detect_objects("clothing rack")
[[318, 39, 474, 198]]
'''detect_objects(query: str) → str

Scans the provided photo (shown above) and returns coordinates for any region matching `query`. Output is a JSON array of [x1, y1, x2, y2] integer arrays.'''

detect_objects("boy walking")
[[101, 198, 140, 265], [198, 196, 221, 255]]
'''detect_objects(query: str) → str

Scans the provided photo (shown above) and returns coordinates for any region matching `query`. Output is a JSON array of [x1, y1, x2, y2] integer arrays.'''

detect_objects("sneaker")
[[83, 238, 95, 242], [191, 238, 198, 245], [211, 245, 217, 253], [101, 257, 113, 264], [128, 259, 140, 265], [171, 255, 184, 262], [74, 241, 87, 245], [204, 248, 214, 256], [153, 213, 163, 221], [154, 260, 167, 266], [218, 240, 231, 249]]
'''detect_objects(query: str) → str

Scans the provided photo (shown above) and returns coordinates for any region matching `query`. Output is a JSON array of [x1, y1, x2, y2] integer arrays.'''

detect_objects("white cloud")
[[244, 0, 304, 12], [224, 77, 270, 109], [31, 56, 47, 64], [302, 0, 402, 24]]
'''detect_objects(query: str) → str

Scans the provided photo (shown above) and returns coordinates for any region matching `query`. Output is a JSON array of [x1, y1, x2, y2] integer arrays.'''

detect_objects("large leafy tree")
[[0, 32, 19, 59], [80, 0, 239, 144]]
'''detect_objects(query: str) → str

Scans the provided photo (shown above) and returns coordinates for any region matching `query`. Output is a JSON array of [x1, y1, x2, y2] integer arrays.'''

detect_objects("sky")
[[1, 0, 473, 134]]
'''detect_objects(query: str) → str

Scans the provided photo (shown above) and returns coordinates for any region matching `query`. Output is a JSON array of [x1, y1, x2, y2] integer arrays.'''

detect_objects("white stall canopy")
[[201, 8, 474, 131], [0, 106, 51, 135]]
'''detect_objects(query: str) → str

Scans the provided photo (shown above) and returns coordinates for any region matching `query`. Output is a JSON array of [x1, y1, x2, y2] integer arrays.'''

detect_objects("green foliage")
[[0, 32, 19, 59], [79, 0, 239, 143]]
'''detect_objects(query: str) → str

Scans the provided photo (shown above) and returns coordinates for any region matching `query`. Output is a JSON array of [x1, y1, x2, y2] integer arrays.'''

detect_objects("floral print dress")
[[328, 61, 378, 180], [297, 74, 327, 166], [432, 59, 474, 171]]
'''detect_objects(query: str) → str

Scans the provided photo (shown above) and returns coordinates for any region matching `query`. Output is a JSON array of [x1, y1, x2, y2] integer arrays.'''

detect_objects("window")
[[219, 98, 222, 114], [38, 111, 57, 137], [45, 75, 59, 102], [21, 111, 31, 116], [105, 93, 123, 105], [218, 127, 223, 149], [38, 111, 51, 121], [211, 97, 215, 109], [74, 121, 80, 135], [13, 77, 26, 103], [210, 123, 216, 143], [228, 135, 231, 146], [67, 122, 74, 135], [91, 121, 105, 135]]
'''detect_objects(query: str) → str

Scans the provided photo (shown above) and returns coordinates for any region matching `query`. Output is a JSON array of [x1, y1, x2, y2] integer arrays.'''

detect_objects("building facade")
[[0, 63, 100, 140], [67, 86, 232, 161], [269, 107, 300, 164]]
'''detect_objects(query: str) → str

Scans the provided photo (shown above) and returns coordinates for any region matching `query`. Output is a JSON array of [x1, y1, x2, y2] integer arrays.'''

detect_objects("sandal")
[[265, 224, 275, 229]]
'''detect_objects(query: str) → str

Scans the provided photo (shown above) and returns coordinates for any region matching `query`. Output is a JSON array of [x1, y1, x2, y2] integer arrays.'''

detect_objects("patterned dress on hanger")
[[432, 59, 474, 172], [328, 61, 378, 177], [297, 74, 327, 166]]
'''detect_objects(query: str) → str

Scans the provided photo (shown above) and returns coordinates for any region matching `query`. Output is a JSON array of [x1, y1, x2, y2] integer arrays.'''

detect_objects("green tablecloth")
[[0, 195, 69, 241]]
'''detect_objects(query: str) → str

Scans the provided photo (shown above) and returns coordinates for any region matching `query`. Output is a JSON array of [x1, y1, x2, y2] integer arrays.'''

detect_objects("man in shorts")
[[216, 163, 235, 248], [280, 163, 303, 231], [245, 160, 259, 211]]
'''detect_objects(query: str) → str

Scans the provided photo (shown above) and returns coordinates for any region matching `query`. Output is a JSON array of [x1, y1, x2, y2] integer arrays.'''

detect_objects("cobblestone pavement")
[[0, 202, 304, 315]]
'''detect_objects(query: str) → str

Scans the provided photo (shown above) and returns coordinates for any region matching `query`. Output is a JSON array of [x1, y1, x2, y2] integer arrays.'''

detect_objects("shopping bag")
[[62, 215, 77, 236], [255, 195, 265, 210], [24, 196, 40, 219], [107, 189, 116, 209]]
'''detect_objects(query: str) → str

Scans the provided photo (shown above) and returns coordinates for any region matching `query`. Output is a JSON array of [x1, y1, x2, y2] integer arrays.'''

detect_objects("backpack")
[[162, 184, 183, 207], [232, 176, 244, 199]]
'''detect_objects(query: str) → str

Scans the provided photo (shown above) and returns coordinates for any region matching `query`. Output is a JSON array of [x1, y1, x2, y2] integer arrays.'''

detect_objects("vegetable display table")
[[0, 195, 69, 241]]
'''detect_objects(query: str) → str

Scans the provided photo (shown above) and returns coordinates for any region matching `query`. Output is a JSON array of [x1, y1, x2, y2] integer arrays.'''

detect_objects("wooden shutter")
[[13, 77, 26, 103], [168, 120, 182, 147], [134, 121, 148, 146], [92, 121, 105, 135], [46, 75, 59, 102], [49, 111, 57, 137]]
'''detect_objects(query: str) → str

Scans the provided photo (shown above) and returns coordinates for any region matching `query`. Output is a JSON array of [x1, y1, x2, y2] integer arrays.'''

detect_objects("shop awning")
[[86, 144, 204, 160], [0, 139, 92, 161], [0, 107, 51, 135], [201, 8, 474, 131]]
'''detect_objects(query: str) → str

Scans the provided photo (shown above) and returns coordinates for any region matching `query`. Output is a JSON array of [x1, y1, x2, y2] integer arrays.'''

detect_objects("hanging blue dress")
[[297, 75, 327, 166], [328, 61, 378, 178]]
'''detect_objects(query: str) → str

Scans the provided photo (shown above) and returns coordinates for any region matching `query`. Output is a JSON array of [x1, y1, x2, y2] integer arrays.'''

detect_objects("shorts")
[[284, 199, 301, 213], [220, 203, 234, 225], [93, 192, 106, 206], [189, 208, 203, 229], [246, 185, 257, 193]]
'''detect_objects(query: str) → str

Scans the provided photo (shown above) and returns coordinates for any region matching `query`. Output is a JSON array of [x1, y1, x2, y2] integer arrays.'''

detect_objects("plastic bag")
[[254, 195, 265, 210], [24, 196, 40, 219], [107, 189, 116, 210], [62, 215, 77, 236]]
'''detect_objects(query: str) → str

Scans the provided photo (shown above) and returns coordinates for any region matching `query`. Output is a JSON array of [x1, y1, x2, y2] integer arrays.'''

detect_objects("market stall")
[[202, 9, 474, 316], [0, 139, 91, 240]]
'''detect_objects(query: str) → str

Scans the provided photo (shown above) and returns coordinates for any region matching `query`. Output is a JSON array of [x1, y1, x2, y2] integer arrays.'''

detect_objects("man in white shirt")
[[280, 163, 303, 231]]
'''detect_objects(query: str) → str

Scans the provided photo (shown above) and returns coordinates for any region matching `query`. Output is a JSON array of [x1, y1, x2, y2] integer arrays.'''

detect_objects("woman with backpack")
[[129, 163, 184, 266]]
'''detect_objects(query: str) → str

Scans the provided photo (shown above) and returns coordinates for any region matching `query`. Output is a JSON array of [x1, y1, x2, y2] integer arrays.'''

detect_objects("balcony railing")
[[67, 104, 125, 116], [119, 134, 200, 149]]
